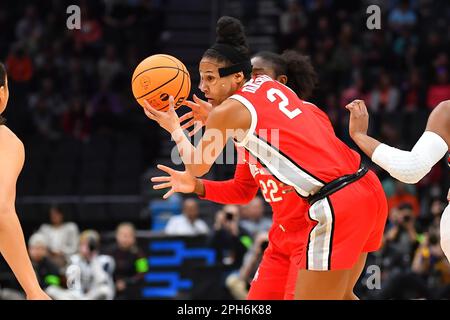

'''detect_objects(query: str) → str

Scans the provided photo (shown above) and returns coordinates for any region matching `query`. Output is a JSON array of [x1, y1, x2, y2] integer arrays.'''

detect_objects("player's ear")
[[277, 75, 288, 85], [234, 72, 245, 84]]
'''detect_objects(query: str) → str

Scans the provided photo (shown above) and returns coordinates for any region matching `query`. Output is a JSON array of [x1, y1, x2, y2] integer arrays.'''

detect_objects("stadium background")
[[0, 0, 449, 299]]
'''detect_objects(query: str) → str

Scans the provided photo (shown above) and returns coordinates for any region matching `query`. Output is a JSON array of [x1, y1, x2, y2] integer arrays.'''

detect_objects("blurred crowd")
[[0, 0, 449, 299]]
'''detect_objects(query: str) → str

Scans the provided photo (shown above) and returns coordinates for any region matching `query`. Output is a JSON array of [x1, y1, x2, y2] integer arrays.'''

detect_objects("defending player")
[[0, 62, 50, 300], [346, 99, 450, 260]]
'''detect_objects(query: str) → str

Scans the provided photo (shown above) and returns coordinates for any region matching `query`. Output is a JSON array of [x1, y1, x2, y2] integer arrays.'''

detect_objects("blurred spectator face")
[[28, 234, 48, 262], [183, 199, 199, 221], [0, 75, 9, 113], [29, 243, 47, 262], [116, 224, 136, 250], [397, 204, 414, 224], [245, 197, 264, 221], [49, 207, 64, 226], [79, 231, 99, 259]]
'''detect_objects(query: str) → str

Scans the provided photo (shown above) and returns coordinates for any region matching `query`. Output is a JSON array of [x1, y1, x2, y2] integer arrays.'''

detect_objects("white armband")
[[371, 131, 448, 184]]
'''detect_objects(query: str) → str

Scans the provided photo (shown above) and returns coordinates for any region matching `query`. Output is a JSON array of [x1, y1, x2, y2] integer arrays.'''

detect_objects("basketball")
[[131, 54, 191, 111]]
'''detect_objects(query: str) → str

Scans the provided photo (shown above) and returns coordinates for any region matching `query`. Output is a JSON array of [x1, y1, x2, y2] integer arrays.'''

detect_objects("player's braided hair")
[[0, 62, 6, 125], [252, 50, 318, 100], [203, 16, 251, 79]]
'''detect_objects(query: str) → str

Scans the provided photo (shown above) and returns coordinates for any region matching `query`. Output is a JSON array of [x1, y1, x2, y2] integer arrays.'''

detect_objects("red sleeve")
[[199, 148, 259, 205]]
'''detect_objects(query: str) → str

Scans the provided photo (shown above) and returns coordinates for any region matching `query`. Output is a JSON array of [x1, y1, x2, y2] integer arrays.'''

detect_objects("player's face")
[[0, 76, 9, 114], [251, 57, 277, 79], [198, 57, 244, 106], [251, 57, 288, 85]]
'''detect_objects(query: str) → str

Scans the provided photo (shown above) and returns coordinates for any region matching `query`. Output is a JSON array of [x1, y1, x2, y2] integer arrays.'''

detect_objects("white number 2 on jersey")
[[267, 88, 302, 119]]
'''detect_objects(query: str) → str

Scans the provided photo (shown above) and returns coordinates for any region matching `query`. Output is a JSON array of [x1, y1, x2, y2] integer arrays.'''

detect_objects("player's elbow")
[[390, 167, 430, 184]]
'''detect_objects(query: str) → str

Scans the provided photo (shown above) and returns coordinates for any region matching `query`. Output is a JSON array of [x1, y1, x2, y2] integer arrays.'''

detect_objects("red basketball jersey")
[[230, 75, 361, 197]]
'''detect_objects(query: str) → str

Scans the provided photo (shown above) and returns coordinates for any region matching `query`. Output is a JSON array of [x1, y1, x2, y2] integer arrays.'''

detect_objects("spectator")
[[426, 68, 450, 109], [105, 223, 148, 300], [28, 233, 62, 291], [5, 45, 33, 83], [239, 197, 272, 238], [210, 205, 252, 271], [46, 230, 115, 300], [226, 231, 269, 300], [38, 205, 80, 268], [388, 0, 418, 32], [387, 181, 421, 218], [165, 198, 209, 236]]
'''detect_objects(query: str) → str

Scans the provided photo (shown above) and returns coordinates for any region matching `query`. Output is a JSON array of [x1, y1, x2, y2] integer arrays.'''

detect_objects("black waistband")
[[307, 167, 369, 206]]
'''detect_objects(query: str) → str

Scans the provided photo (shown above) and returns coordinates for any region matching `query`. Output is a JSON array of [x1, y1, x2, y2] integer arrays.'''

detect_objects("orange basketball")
[[131, 54, 191, 111]]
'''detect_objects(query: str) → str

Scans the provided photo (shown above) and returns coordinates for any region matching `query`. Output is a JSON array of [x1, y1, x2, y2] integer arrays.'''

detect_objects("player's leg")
[[343, 252, 367, 300], [295, 268, 351, 300], [295, 171, 386, 300], [247, 239, 290, 300]]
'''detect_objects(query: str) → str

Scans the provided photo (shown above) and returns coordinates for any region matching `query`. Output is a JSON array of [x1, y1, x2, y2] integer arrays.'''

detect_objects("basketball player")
[[345, 99, 450, 260], [0, 63, 50, 299], [175, 50, 318, 299], [144, 16, 387, 299]]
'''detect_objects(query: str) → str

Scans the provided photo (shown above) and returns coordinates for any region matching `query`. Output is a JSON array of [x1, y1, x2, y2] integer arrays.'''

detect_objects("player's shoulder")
[[436, 100, 450, 118], [0, 125, 24, 151]]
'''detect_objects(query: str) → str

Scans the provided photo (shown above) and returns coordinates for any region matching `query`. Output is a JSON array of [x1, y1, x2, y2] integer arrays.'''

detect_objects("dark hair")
[[0, 62, 6, 126], [203, 16, 251, 78], [252, 50, 318, 100]]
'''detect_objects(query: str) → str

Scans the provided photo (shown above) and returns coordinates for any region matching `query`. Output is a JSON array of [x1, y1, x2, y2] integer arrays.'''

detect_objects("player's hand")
[[179, 94, 213, 137], [151, 164, 197, 199], [143, 96, 181, 134], [345, 99, 369, 139]]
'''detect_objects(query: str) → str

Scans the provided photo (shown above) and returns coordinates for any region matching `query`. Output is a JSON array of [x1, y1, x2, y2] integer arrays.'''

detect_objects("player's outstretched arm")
[[0, 127, 50, 300], [346, 99, 449, 184]]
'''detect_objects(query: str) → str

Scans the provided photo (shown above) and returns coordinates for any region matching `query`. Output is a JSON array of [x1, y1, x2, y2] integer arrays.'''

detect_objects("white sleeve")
[[371, 131, 448, 184]]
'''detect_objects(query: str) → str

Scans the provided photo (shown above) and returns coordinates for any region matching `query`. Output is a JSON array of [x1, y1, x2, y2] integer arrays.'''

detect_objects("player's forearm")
[[350, 132, 381, 158], [0, 208, 42, 295], [171, 128, 210, 177], [199, 179, 258, 204]]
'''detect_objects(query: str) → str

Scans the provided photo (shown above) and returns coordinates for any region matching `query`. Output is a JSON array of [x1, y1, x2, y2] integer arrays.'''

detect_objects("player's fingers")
[[193, 94, 204, 105], [157, 164, 176, 175], [144, 109, 158, 121], [143, 100, 161, 115], [153, 182, 172, 190], [181, 119, 195, 130], [188, 123, 203, 137], [184, 100, 200, 111], [151, 176, 171, 183], [163, 188, 175, 199], [179, 112, 193, 123]]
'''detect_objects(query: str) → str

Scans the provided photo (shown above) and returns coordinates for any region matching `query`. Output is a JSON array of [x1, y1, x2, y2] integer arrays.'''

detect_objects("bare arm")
[[346, 99, 449, 184], [345, 99, 381, 158], [0, 127, 50, 299]]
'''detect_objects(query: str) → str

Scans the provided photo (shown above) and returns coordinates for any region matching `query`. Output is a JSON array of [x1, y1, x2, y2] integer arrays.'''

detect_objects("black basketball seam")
[[132, 54, 189, 82], [132, 66, 189, 84], [134, 67, 180, 100], [157, 65, 191, 112]]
